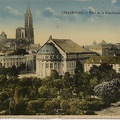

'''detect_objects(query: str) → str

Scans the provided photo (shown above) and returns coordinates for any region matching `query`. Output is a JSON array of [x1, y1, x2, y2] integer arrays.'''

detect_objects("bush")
[[84, 110, 96, 115], [27, 98, 46, 113], [14, 101, 27, 115], [80, 98, 110, 111]]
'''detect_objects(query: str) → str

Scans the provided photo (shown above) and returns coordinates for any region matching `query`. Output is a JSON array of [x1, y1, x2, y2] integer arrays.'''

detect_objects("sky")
[[0, 0, 120, 46]]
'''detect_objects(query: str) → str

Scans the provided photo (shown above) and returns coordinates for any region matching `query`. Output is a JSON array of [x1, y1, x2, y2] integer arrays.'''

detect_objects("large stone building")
[[0, 54, 35, 72], [36, 36, 98, 78], [16, 4, 34, 44], [84, 56, 120, 73]]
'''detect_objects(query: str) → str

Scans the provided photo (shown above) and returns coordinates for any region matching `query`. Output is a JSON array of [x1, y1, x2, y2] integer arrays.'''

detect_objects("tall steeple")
[[25, 3, 34, 44], [26, 2, 31, 15], [25, 3, 33, 28]]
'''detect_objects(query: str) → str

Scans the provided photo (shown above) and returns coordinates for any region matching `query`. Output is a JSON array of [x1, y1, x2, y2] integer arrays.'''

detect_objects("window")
[[7, 63, 9, 67], [54, 63, 57, 69], [45, 55, 49, 59], [50, 63, 53, 68], [58, 63, 60, 69], [46, 63, 49, 68]]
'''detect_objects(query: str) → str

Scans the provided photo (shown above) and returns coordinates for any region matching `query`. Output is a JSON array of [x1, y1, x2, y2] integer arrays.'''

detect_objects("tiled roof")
[[85, 56, 120, 64], [52, 39, 88, 53]]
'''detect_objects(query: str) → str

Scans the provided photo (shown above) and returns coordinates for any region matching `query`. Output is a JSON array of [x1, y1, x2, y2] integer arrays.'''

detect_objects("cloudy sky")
[[0, 0, 120, 46]]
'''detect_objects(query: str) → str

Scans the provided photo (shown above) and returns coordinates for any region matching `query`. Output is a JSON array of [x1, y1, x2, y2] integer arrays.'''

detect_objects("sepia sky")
[[0, 0, 120, 46]]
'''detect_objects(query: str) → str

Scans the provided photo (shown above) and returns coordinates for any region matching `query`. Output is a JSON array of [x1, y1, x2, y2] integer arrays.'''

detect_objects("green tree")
[[17, 63, 26, 72], [30, 77, 42, 96], [69, 98, 83, 115], [38, 86, 50, 98], [42, 77, 54, 87], [0, 66, 7, 75], [89, 63, 117, 83], [7, 65, 19, 77], [74, 60, 83, 75], [51, 70, 59, 79], [20, 77, 32, 87], [11, 48, 29, 55], [63, 72, 74, 88], [0, 92, 9, 111], [60, 100, 70, 111], [0, 75, 7, 91], [72, 61, 84, 96], [54, 79, 63, 95], [44, 101, 55, 114], [27, 98, 46, 114]]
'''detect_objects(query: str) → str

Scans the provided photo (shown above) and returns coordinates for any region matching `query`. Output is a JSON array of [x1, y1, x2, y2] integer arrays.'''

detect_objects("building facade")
[[36, 36, 98, 78], [0, 55, 35, 72], [84, 56, 120, 73]]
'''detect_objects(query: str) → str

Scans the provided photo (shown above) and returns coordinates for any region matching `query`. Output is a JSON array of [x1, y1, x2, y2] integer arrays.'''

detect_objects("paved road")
[[96, 101, 120, 116]]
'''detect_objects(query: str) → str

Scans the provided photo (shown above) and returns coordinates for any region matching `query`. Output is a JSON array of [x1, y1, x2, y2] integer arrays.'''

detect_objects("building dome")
[[37, 43, 60, 55]]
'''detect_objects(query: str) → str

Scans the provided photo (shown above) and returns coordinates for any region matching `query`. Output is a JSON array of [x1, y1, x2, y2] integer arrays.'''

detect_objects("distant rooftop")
[[86, 56, 120, 64]]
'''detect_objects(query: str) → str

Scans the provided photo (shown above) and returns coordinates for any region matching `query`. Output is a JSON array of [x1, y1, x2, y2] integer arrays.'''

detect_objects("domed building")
[[36, 36, 98, 78]]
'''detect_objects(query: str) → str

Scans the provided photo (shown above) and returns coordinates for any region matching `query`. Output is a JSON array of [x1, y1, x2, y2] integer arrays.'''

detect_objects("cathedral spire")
[[25, 3, 34, 44], [26, 2, 31, 15]]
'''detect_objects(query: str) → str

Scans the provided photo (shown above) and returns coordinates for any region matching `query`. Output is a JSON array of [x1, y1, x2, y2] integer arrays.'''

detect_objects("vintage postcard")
[[0, 0, 120, 119]]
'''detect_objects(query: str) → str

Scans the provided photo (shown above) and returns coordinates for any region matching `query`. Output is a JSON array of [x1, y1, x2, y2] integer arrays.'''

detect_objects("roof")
[[86, 56, 120, 64], [52, 39, 88, 53], [0, 55, 27, 59], [37, 43, 60, 55], [1, 31, 6, 36]]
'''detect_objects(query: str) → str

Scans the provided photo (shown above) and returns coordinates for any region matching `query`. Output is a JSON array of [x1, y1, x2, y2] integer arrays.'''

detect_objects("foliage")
[[89, 63, 117, 83], [0, 61, 119, 115], [10, 49, 29, 55], [51, 70, 59, 80], [60, 100, 70, 114], [38, 86, 50, 98], [94, 78, 120, 103], [68, 98, 83, 115], [44, 101, 55, 114], [27, 98, 46, 114]]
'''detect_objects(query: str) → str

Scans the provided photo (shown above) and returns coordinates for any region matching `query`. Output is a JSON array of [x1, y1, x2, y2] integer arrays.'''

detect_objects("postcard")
[[0, 0, 120, 119]]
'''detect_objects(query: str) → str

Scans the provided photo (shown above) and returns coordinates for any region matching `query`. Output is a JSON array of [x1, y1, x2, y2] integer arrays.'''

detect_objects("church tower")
[[25, 3, 34, 44]]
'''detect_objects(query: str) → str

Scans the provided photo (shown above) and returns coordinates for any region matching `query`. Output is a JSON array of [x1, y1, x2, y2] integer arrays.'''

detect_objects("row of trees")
[[0, 64, 26, 77], [0, 61, 120, 115]]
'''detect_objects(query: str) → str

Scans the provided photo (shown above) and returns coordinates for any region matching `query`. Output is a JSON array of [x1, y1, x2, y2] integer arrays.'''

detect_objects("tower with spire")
[[16, 3, 34, 47], [25, 3, 34, 44]]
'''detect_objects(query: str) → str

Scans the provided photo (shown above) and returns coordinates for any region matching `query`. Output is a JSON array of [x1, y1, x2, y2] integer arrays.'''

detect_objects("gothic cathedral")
[[16, 4, 34, 49]]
